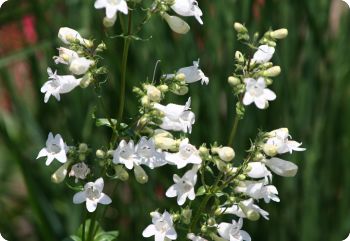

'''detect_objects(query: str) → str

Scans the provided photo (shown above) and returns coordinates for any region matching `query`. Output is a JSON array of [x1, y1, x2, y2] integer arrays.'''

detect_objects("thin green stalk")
[[227, 115, 240, 147], [82, 211, 87, 241], [87, 212, 97, 241]]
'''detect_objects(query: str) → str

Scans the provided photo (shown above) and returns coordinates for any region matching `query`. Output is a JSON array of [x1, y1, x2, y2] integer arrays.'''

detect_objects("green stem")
[[227, 115, 240, 146], [87, 212, 97, 241], [117, 13, 133, 122], [82, 211, 87, 241]]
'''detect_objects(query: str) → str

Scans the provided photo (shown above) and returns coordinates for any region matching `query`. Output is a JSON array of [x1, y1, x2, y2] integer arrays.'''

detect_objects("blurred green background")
[[1, 0, 350, 240]]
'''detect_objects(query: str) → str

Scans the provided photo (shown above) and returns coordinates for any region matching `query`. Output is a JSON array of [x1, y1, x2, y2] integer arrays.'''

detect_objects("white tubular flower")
[[103, 14, 117, 28], [41, 68, 81, 103], [94, 0, 128, 19], [177, 59, 209, 85], [58, 27, 85, 45], [252, 45, 275, 64], [69, 162, 91, 183], [112, 140, 140, 170], [171, 0, 203, 25], [265, 128, 306, 155], [0, 233, 7, 241], [53, 47, 79, 65], [218, 218, 251, 241], [166, 169, 197, 205], [247, 162, 272, 179], [236, 181, 280, 203], [162, 13, 190, 34], [0, 0, 8, 8], [136, 137, 167, 169], [154, 98, 195, 133], [73, 177, 111, 212], [243, 77, 276, 109], [37, 132, 68, 166], [142, 211, 177, 241], [165, 138, 202, 169], [265, 157, 298, 177], [222, 198, 269, 220], [69, 57, 94, 75], [187, 233, 208, 241]]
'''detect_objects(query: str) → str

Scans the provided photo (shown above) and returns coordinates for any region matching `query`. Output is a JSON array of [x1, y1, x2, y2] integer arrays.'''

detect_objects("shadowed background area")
[[0, 0, 350, 240]]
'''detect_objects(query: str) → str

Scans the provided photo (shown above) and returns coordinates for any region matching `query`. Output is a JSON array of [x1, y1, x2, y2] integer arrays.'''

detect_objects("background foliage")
[[0, 0, 350, 240]]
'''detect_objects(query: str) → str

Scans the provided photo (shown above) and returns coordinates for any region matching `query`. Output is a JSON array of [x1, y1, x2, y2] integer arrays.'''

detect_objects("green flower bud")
[[200, 225, 207, 233], [134, 165, 148, 184], [246, 210, 260, 221], [96, 42, 107, 52], [233, 22, 248, 33], [265, 78, 273, 85], [51, 161, 72, 183], [96, 149, 105, 159], [228, 76, 241, 86], [268, 41, 276, 47], [171, 85, 188, 95], [175, 73, 186, 81], [95, 67, 108, 75], [217, 147, 235, 162], [158, 84, 169, 92], [172, 213, 180, 222], [237, 174, 246, 181], [253, 153, 264, 161], [207, 218, 216, 226], [83, 39, 94, 48], [181, 208, 192, 224], [199, 146, 209, 158], [270, 28, 288, 39], [79, 143, 88, 153], [235, 51, 244, 63], [263, 66, 281, 77], [214, 208, 223, 216], [114, 165, 129, 181], [141, 96, 150, 106], [107, 150, 114, 157]]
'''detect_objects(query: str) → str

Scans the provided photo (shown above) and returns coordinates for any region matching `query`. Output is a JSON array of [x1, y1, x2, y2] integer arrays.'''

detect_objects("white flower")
[[73, 177, 111, 212], [243, 77, 276, 109], [154, 98, 195, 133], [222, 198, 269, 220], [343, 233, 350, 241], [136, 137, 167, 169], [41, 68, 81, 103], [53, 47, 79, 65], [342, 0, 350, 8], [69, 57, 94, 75], [112, 140, 140, 169], [162, 13, 190, 34], [0, 0, 8, 8], [37, 132, 68, 166], [69, 162, 91, 183], [177, 59, 209, 85], [142, 210, 177, 241], [247, 162, 272, 179], [166, 169, 197, 205], [265, 157, 298, 177], [94, 0, 128, 19], [103, 14, 117, 27], [218, 218, 251, 241], [165, 138, 202, 169], [0, 233, 7, 241], [236, 181, 280, 203], [265, 128, 306, 155], [171, 0, 203, 25], [58, 27, 85, 45], [187, 233, 208, 241], [252, 45, 275, 64]]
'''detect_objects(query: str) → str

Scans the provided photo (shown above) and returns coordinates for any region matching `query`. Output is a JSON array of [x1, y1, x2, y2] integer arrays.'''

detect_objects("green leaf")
[[96, 118, 117, 128], [95, 230, 119, 241], [196, 185, 207, 196]]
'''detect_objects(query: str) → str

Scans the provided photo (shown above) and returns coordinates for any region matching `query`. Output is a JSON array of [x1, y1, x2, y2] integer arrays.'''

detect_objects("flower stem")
[[227, 115, 240, 146], [117, 13, 133, 123], [87, 211, 97, 241]]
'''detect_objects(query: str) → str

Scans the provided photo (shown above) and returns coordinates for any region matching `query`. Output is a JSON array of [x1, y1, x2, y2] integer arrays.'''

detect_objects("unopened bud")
[[141, 96, 150, 106], [80, 73, 93, 88], [238, 174, 246, 181], [246, 210, 260, 221], [154, 136, 178, 151], [134, 165, 148, 184], [79, 143, 88, 153], [51, 161, 71, 183], [234, 22, 248, 33], [235, 51, 244, 63], [263, 66, 281, 77], [145, 84, 161, 102], [83, 39, 94, 48], [270, 28, 288, 39], [96, 42, 107, 52], [107, 150, 114, 157], [200, 225, 207, 233], [217, 147, 235, 162], [79, 154, 86, 161], [263, 143, 277, 156], [172, 213, 180, 221], [162, 13, 190, 34], [175, 73, 186, 81], [265, 78, 273, 85], [199, 146, 209, 158], [103, 15, 117, 28], [171, 85, 188, 95], [228, 76, 241, 86], [207, 218, 216, 226], [253, 153, 264, 161], [268, 41, 276, 47], [214, 208, 223, 216], [181, 208, 192, 224], [158, 84, 169, 92], [96, 149, 105, 159], [114, 165, 129, 181]]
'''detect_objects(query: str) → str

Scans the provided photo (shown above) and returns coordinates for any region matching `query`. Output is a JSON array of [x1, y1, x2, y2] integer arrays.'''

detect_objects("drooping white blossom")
[[69, 162, 91, 183], [218, 218, 251, 241], [73, 177, 111, 212], [236, 181, 280, 203], [243, 77, 276, 109], [94, 0, 128, 19], [264, 128, 306, 155], [53, 47, 79, 65], [112, 140, 140, 170], [41, 68, 81, 103], [171, 0, 203, 25], [142, 210, 177, 241], [221, 198, 270, 220], [162, 13, 190, 34], [187, 233, 208, 241], [265, 157, 298, 177], [165, 138, 202, 169], [58, 27, 85, 45], [166, 169, 197, 205], [0, 233, 7, 241], [136, 137, 167, 169], [252, 45, 275, 64], [154, 98, 195, 133], [176, 59, 209, 85], [37, 132, 68, 166]]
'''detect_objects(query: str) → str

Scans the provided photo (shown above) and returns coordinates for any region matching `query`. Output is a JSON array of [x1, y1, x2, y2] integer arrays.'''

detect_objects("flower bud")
[[175, 73, 186, 81], [162, 13, 190, 34], [199, 146, 209, 158], [237, 174, 246, 181], [171, 85, 188, 95], [246, 210, 260, 221], [80, 73, 93, 88], [233, 22, 248, 33], [263, 66, 281, 77], [114, 165, 129, 181], [172, 213, 181, 222], [200, 225, 207, 233], [270, 28, 288, 39], [79, 154, 86, 161], [181, 208, 192, 224], [263, 143, 277, 156], [79, 143, 88, 152], [214, 208, 223, 216], [96, 42, 107, 52], [235, 51, 244, 63], [158, 84, 169, 92], [217, 147, 235, 162], [141, 96, 150, 106], [228, 76, 241, 86], [267, 41, 276, 47], [51, 161, 71, 183], [134, 165, 148, 184], [265, 78, 273, 85], [207, 218, 216, 226], [253, 153, 264, 161], [145, 84, 161, 102], [96, 149, 105, 159], [103, 14, 117, 28], [154, 136, 178, 151], [107, 150, 114, 157]]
